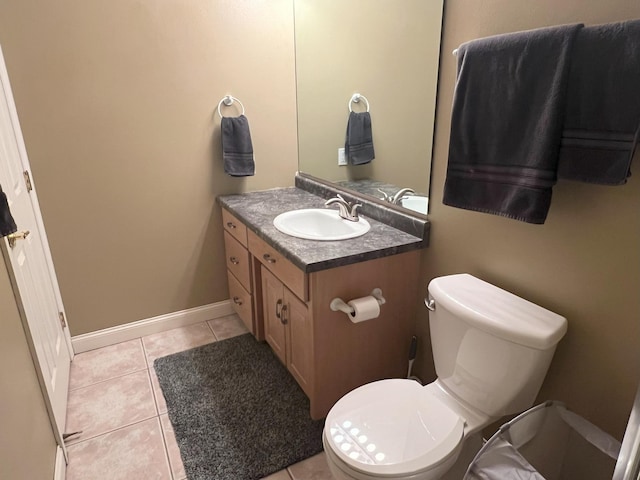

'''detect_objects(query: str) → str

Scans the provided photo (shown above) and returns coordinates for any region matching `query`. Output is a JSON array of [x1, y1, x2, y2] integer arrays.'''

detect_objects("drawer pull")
[[263, 253, 277, 264], [232, 296, 243, 306], [275, 299, 283, 318], [226, 221, 237, 229], [229, 256, 240, 265], [280, 304, 288, 325]]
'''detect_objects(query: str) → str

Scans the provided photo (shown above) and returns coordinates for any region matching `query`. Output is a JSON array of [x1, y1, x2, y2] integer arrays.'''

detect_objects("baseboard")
[[71, 300, 234, 353]]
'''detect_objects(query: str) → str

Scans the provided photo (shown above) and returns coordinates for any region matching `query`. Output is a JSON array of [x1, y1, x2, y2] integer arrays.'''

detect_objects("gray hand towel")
[[1, 188, 17, 237], [221, 115, 255, 177], [558, 19, 640, 185], [443, 24, 583, 224], [345, 111, 375, 165]]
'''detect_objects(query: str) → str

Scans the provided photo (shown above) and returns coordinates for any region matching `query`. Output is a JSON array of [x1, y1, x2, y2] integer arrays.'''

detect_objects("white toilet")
[[323, 273, 567, 480]]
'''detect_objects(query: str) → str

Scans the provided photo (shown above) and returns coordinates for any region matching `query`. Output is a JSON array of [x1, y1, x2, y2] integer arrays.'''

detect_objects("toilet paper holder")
[[330, 288, 386, 315]]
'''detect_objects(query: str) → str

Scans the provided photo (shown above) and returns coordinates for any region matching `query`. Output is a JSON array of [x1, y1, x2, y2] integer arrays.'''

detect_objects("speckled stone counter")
[[218, 187, 426, 273], [295, 174, 430, 241]]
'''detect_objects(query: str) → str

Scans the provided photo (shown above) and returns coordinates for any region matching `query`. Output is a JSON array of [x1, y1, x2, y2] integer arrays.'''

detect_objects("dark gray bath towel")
[[444, 24, 583, 224], [0, 188, 17, 237], [345, 111, 375, 165], [558, 19, 640, 185], [221, 115, 255, 177]]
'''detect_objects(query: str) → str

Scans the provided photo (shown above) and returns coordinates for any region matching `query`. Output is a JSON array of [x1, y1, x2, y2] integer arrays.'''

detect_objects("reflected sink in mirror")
[[401, 195, 429, 215], [273, 209, 371, 241]]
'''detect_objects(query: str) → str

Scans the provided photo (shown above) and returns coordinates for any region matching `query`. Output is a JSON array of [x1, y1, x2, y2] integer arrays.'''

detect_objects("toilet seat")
[[324, 379, 465, 477]]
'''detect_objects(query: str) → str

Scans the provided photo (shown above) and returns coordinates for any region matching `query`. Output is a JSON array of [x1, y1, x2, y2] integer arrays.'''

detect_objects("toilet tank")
[[427, 274, 567, 417]]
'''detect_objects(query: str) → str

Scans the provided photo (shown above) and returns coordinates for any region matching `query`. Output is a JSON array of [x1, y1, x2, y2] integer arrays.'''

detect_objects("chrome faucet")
[[325, 194, 361, 222], [390, 188, 415, 205]]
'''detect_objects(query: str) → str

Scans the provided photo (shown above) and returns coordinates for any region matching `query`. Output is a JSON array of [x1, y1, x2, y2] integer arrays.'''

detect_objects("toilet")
[[323, 273, 567, 480]]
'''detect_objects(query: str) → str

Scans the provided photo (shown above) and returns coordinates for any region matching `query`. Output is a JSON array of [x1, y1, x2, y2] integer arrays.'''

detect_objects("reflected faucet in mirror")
[[378, 188, 416, 205]]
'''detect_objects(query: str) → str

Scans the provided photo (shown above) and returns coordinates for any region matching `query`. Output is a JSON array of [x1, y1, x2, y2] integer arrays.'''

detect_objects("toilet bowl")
[[323, 274, 567, 480]]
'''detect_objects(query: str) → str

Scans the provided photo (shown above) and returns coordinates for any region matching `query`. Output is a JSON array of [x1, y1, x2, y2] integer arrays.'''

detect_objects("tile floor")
[[65, 313, 335, 480]]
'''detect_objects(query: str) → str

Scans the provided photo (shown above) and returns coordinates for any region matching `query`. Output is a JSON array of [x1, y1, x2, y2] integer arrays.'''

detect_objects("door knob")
[[6, 230, 30, 249]]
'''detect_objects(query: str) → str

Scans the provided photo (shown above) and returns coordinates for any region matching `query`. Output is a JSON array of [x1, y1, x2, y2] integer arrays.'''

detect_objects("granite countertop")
[[218, 187, 426, 273]]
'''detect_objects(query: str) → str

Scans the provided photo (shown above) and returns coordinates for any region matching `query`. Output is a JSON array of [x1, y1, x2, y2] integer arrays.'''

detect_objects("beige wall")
[[0, 0, 638, 445], [416, 0, 640, 440], [0, 0, 298, 334], [0, 254, 57, 479]]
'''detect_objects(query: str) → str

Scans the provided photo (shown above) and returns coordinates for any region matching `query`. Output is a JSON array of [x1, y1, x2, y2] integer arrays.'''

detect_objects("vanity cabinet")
[[222, 209, 257, 335], [261, 266, 312, 395], [221, 206, 421, 419]]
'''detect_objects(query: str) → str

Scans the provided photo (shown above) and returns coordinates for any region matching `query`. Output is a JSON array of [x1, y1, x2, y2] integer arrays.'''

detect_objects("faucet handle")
[[377, 188, 391, 202], [392, 188, 416, 204]]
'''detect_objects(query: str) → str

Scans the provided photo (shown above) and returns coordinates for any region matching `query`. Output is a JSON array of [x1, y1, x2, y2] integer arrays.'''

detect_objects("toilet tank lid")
[[428, 274, 567, 350]]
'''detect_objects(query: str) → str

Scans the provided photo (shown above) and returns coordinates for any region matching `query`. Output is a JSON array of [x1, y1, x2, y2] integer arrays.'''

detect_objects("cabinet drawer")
[[248, 230, 308, 301], [222, 208, 247, 246], [227, 271, 253, 333], [223, 231, 251, 292]]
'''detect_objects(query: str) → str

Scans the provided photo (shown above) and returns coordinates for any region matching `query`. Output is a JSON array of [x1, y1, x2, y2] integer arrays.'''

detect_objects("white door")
[[0, 46, 72, 439]]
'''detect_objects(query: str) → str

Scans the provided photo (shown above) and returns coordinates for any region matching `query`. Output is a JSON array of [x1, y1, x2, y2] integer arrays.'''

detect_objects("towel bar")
[[348, 93, 370, 112], [217, 95, 245, 118]]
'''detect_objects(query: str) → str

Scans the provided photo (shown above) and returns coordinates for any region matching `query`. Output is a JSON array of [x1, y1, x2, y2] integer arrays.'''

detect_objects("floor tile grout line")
[[158, 412, 182, 480], [205, 319, 220, 341], [66, 368, 159, 447], [140, 335, 152, 369], [68, 365, 149, 392], [146, 366, 166, 416], [65, 413, 161, 448], [142, 320, 220, 365], [157, 414, 179, 480]]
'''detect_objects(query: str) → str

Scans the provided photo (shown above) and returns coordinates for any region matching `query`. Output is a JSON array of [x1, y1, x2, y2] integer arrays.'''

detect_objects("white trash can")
[[464, 401, 621, 480]]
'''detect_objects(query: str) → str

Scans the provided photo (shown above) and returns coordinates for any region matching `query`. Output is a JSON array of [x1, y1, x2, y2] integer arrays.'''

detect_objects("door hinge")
[[23, 170, 33, 192], [59, 312, 67, 329]]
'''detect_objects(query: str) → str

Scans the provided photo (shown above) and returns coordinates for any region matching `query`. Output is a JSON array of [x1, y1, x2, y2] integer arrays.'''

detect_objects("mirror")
[[294, 0, 444, 215]]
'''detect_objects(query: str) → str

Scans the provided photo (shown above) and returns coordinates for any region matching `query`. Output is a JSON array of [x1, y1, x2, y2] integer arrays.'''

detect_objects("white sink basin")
[[273, 208, 370, 241]]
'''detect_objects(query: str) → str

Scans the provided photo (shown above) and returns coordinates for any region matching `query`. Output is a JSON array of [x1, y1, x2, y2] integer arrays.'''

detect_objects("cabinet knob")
[[263, 253, 277, 264], [280, 304, 288, 325], [226, 221, 236, 229], [229, 256, 240, 265], [275, 299, 283, 319], [232, 296, 243, 306]]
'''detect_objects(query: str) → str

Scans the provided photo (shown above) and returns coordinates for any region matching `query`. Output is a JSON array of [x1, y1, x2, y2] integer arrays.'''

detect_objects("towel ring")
[[348, 93, 370, 113], [217, 95, 245, 118]]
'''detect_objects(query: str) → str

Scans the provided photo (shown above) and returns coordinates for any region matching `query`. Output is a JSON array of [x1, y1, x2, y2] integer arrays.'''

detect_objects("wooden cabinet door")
[[284, 288, 312, 396], [261, 266, 286, 365]]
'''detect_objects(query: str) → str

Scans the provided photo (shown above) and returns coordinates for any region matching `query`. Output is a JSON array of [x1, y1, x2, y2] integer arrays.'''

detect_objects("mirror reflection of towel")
[[0, 188, 17, 237], [221, 115, 255, 177], [345, 111, 375, 165]]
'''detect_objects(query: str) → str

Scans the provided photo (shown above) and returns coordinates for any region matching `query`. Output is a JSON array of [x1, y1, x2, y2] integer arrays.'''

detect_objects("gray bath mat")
[[154, 333, 325, 480]]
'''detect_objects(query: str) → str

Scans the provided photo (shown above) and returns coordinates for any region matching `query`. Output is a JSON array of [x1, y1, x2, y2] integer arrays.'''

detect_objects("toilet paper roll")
[[347, 296, 380, 323]]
